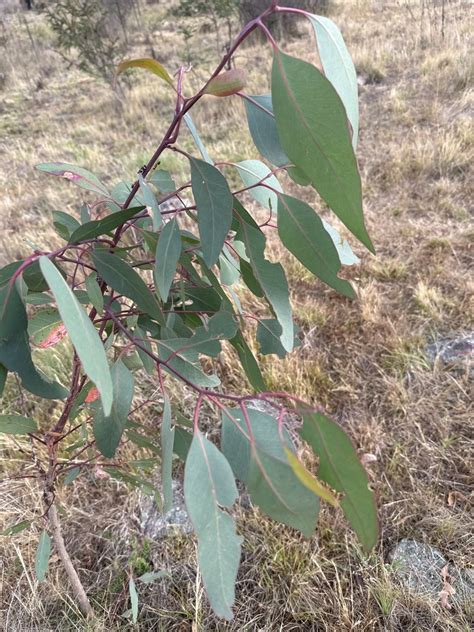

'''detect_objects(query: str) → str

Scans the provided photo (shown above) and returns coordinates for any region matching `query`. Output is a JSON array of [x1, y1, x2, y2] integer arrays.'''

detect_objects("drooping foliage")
[[1, 2, 377, 621]]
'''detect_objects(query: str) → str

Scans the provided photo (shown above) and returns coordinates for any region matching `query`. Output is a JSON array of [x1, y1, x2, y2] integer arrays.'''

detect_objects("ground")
[[0, 0, 472, 630]]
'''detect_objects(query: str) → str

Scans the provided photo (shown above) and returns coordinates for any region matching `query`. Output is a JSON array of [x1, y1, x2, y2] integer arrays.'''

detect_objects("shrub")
[[39, 0, 132, 84], [1, 1, 376, 622]]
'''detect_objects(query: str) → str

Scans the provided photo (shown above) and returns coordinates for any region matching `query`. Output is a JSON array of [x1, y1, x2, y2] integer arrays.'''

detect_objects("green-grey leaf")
[[129, 577, 139, 623], [308, 14, 359, 147], [237, 220, 293, 352], [184, 113, 213, 164], [52, 211, 81, 240], [0, 282, 66, 400], [229, 332, 266, 392], [85, 272, 104, 314], [244, 94, 288, 167], [256, 318, 300, 359], [149, 169, 176, 194], [300, 413, 378, 552], [173, 426, 193, 460], [161, 395, 174, 513], [35, 530, 51, 582], [39, 256, 113, 415], [184, 432, 241, 620], [93, 250, 164, 325], [0, 414, 37, 435], [236, 160, 283, 212], [277, 194, 355, 298], [190, 157, 233, 267], [157, 340, 220, 388], [36, 162, 110, 197], [272, 50, 373, 253], [155, 218, 181, 302], [139, 174, 162, 231], [93, 360, 134, 458], [69, 206, 144, 243], [322, 220, 360, 266], [221, 408, 319, 537]]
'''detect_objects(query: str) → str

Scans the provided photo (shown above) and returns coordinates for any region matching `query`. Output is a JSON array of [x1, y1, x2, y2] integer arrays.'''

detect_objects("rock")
[[390, 539, 474, 609], [426, 332, 474, 376], [140, 478, 193, 540]]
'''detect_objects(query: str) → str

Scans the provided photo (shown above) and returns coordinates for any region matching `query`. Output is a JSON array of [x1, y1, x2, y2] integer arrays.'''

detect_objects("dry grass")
[[0, 0, 473, 630]]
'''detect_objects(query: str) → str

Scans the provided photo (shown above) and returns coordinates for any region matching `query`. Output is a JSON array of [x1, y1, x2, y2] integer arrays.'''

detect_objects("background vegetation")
[[0, 0, 472, 629]]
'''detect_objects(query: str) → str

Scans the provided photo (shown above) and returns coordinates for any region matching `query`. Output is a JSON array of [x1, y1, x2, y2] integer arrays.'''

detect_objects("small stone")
[[426, 332, 473, 376], [140, 478, 193, 540], [390, 539, 474, 610]]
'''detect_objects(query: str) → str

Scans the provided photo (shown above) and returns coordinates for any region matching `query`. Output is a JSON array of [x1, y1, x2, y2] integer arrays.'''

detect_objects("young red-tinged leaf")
[[27, 308, 62, 347], [0, 414, 37, 435], [37, 324, 67, 349], [204, 68, 246, 97], [117, 58, 174, 87], [36, 163, 109, 197], [271, 50, 374, 253], [184, 432, 241, 620], [35, 530, 51, 582], [85, 386, 100, 403], [190, 158, 233, 266], [154, 218, 181, 302], [300, 413, 378, 552], [39, 256, 113, 415]]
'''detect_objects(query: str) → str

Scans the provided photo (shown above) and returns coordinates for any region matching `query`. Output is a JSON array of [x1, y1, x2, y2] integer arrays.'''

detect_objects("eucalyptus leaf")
[[35, 530, 51, 582], [272, 50, 373, 252], [300, 413, 378, 552], [221, 408, 319, 536], [236, 160, 283, 211], [308, 14, 359, 146], [190, 157, 233, 267], [161, 395, 174, 513], [93, 360, 134, 458], [93, 250, 164, 325], [154, 218, 181, 302], [184, 432, 241, 620], [277, 194, 355, 298], [69, 206, 145, 243], [36, 162, 110, 197], [39, 256, 113, 414], [0, 414, 37, 435]]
